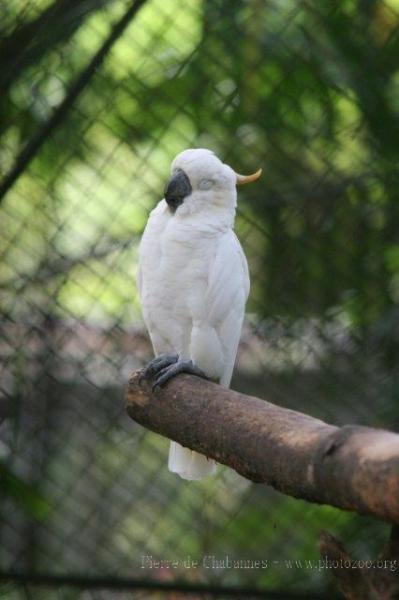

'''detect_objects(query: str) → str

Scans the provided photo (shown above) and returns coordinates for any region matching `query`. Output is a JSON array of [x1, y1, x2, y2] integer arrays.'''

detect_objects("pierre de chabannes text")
[[141, 555, 398, 572]]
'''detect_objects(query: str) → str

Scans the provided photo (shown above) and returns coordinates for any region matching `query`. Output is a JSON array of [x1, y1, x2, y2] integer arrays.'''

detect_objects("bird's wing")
[[136, 262, 142, 297], [205, 231, 250, 386]]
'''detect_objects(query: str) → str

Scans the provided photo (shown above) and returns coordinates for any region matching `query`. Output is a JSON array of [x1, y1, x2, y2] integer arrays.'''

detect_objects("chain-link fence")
[[1, 0, 399, 598]]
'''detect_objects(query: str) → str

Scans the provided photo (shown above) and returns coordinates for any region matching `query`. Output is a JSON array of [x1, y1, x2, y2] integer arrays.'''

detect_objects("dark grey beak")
[[164, 169, 192, 211]]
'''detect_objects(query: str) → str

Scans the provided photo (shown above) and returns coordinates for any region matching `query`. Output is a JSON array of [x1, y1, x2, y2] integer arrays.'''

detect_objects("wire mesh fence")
[[1, 0, 399, 597]]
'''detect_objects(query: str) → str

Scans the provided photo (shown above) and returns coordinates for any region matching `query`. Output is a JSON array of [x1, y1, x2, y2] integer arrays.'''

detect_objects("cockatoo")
[[137, 148, 261, 480]]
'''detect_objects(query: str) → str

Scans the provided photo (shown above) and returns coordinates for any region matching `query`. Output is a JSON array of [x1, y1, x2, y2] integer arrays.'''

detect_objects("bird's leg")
[[153, 359, 209, 389], [139, 353, 178, 382]]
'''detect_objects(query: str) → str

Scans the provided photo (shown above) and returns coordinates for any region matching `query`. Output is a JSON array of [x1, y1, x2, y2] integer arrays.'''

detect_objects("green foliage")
[[1, 0, 398, 342], [0, 462, 50, 520], [1, 0, 399, 595]]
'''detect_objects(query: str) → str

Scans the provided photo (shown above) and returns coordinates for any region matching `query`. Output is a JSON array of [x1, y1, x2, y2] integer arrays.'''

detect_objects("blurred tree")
[[1, 1, 399, 596]]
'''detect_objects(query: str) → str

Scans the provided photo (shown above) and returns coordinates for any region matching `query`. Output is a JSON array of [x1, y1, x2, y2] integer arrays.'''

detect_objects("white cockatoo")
[[137, 148, 261, 480]]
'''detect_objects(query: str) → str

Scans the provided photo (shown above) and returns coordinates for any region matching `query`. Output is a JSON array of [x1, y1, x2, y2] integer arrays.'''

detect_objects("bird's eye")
[[199, 179, 213, 190]]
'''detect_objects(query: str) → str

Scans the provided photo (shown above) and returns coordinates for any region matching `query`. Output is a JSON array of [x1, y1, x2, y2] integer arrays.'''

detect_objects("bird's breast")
[[139, 218, 219, 325]]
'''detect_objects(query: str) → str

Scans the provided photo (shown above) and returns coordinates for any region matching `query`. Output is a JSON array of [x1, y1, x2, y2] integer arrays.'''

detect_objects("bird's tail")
[[168, 442, 217, 480]]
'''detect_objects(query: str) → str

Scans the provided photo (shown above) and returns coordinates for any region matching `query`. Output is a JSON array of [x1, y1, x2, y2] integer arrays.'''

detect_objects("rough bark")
[[126, 371, 399, 524]]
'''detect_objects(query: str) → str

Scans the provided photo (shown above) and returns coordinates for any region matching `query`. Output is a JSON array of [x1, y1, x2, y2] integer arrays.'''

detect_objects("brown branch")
[[319, 527, 399, 599], [126, 371, 399, 524]]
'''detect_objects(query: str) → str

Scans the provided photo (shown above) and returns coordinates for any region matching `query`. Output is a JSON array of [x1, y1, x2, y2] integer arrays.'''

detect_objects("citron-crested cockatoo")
[[137, 148, 261, 480]]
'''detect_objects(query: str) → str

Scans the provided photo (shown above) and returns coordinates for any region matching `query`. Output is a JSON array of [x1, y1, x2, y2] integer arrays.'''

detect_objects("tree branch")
[[126, 371, 399, 524], [0, 0, 112, 91], [319, 526, 399, 599], [0, 0, 148, 203]]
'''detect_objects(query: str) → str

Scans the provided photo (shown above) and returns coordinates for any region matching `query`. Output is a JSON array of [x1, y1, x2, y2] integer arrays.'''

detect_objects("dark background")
[[1, 0, 399, 597]]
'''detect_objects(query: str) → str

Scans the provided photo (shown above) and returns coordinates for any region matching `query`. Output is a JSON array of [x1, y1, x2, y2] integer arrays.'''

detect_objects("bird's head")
[[164, 148, 261, 216]]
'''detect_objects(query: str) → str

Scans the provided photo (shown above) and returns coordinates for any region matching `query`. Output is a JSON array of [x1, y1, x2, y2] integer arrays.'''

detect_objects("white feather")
[[137, 149, 250, 480]]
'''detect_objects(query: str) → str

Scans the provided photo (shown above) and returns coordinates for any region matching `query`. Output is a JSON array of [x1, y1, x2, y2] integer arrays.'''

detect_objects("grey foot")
[[153, 359, 209, 389], [139, 354, 178, 382]]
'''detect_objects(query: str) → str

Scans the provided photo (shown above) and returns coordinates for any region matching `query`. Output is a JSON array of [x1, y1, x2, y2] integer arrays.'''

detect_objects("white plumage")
[[137, 148, 260, 480]]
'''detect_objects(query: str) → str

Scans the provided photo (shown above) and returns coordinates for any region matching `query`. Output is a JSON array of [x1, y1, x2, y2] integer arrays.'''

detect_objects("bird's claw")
[[152, 359, 209, 390], [139, 354, 178, 384]]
